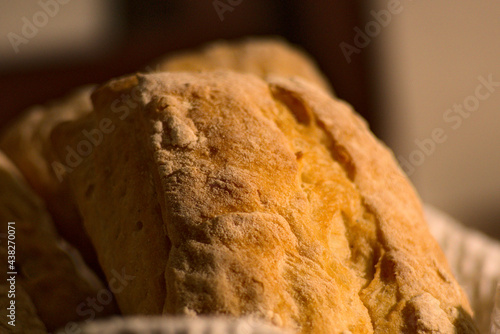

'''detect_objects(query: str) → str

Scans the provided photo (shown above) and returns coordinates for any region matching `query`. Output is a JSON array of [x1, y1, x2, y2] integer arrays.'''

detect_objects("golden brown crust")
[[51, 91, 170, 315], [266, 76, 478, 333], [150, 37, 332, 93], [0, 86, 98, 270], [53, 71, 477, 333], [0, 151, 118, 331]]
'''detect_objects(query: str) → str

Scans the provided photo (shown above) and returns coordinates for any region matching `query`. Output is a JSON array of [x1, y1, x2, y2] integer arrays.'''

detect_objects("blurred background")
[[0, 0, 499, 239]]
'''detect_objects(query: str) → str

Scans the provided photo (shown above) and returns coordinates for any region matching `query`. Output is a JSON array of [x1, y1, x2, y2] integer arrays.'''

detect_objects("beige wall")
[[0, 0, 119, 70], [370, 0, 500, 237]]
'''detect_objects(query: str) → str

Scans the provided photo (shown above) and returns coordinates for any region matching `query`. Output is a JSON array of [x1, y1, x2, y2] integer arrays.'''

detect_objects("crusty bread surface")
[[0, 38, 331, 275], [52, 71, 477, 333]]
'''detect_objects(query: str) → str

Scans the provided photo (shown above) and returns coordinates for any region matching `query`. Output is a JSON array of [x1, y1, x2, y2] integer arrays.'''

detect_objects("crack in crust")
[[268, 75, 477, 333]]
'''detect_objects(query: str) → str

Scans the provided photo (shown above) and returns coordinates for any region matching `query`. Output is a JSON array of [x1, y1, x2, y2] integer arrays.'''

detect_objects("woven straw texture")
[[424, 205, 500, 334]]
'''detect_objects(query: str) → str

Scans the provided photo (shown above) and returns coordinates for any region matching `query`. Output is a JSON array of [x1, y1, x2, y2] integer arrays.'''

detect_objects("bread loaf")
[[0, 86, 98, 270], [150, 37, 332, 93], [52, 71, 477, 333], [0, 151, 118, 331]]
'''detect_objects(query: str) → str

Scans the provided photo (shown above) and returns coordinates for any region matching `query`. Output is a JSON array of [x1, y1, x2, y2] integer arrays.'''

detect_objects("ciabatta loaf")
[[52, 71, 477, 333]]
